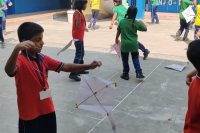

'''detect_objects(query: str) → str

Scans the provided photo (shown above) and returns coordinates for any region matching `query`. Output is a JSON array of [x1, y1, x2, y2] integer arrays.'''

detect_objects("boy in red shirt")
[[184, 39, 200, 133], [4, 22, 101, 133], [69, 0, 89, 81]]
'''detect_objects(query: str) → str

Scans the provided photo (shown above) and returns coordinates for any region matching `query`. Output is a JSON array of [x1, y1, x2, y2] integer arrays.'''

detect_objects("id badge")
[[40, 89, 51, 100]]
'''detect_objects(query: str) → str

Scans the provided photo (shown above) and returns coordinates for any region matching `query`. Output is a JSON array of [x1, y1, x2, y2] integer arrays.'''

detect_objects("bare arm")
[[60, 61, 102, 72], [109, 13, 118, 29], [186, 69, 198, 86], [139, 20, 147, 31], [5, 41, 35, 76], [193, 0, 197, 5]]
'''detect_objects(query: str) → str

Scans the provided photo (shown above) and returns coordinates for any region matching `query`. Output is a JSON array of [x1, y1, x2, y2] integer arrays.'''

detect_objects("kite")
[[182, 6, 196, 23], [57, 40, 73, 56], [76, 75, 117, 132]]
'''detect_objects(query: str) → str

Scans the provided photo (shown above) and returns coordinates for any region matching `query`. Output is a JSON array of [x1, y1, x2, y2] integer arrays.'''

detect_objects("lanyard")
[[25, 52, 46, 91]]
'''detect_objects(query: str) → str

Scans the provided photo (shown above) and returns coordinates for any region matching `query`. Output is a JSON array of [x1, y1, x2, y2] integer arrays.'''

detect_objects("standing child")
[[70, 0, 89, 81], [176, 0, 195, 41], [151, 0, 159, 24], [193, 0, 200, 40], [115, 6, 146, 80], [109, 0, 150, 60], [4, 22, 101, 133], [0, 0, 5, 47], [2, 0, 13, 34], [184, 39, 200, 133], [88, 0, 101, 30]]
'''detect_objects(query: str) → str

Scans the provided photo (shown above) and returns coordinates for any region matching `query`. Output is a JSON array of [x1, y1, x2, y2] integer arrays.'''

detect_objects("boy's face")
[[30, 32, 44, 53]]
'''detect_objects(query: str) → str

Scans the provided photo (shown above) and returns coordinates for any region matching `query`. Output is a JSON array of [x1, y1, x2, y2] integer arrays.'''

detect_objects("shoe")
[[88, 24, 91, 29], [78, 71, 89, 74], [120, 73, 129, 80], [136, 72, 145, 79], [143, 49, 150, 60], [69, 73, 81, 81]]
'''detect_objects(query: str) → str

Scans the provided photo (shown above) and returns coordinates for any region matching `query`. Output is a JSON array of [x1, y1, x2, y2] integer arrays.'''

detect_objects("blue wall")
[[148, 0, 180, 13], [128, 0, 146, 19], [8, 0, 68, 15]]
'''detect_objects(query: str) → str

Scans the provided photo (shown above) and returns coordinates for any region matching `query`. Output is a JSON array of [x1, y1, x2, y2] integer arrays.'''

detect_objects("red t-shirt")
[[184, 76, 200, 133], [72, 10, 86, 41], [14, 53, 63, 120]]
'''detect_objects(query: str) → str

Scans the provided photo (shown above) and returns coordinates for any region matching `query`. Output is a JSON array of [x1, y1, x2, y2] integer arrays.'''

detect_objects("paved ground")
[[0, 11, 195, 133]]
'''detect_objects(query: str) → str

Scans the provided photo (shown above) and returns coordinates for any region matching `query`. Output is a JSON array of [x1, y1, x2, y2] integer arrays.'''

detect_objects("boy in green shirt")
[[115, 6, 146, 80], [176, 0, 194, 41]]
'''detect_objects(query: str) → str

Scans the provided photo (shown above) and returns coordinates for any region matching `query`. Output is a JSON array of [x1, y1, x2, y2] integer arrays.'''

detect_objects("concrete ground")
[[0, 11, 194, 133]]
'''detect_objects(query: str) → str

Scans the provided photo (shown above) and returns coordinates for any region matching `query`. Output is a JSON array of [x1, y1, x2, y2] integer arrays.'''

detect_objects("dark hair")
[[17, 22, 44, 42], [187, 40, 200, 71], [125, 6, 138, 21], [113, 0, 122, 5], [73, 0, 88, 11]]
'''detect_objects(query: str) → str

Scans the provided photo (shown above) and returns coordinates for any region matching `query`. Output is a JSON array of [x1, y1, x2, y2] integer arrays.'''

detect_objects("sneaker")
[[136, 73, 145, 79], [78, 71, 89, 74], [143, 49, 150, 60], [88, 24, 91, 29], [120, 73, 129, 80], [69, 73, 81, 81]]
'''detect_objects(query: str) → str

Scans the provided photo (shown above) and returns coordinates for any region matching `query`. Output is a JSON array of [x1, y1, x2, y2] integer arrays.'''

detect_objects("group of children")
[[4, 0, 200, 133]]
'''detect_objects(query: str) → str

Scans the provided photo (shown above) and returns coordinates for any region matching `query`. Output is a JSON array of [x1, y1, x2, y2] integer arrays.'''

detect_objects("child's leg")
[[89, 10, 95, 28], [138, 42, 150, 60], [183, 20, 190, 40], [151, 6, 154, 23], [92, 10, 100, 27], [194, 25, 200, 40], [73, 41, 84, 64], [154, 6, 159, 23], [19, 118, 39, 133], [176, 19, 185, 37], [121, 51, 130, 80], [131, 52, 142, 74], [39, 112, 57, 133], [121, 51, 130, 74], [0, 17, 4, 43]]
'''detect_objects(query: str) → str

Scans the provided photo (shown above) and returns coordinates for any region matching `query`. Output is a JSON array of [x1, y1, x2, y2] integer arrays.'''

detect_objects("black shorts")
[[19, 112, 57, 133]]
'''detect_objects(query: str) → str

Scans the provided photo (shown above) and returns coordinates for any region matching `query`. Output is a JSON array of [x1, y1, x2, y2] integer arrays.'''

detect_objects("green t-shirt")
[[152, 0, 159, 6], [118, 19, 146, 52], [113, 5, 127, 23], [0, 0, 4, 17], [179, 0, 193, 20]]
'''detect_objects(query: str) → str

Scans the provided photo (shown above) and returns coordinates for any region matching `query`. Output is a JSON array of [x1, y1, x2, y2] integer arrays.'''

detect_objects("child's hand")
[[89, 61, 102, 69], [15, 40, 35, 51], [186, 75, 192, 86]]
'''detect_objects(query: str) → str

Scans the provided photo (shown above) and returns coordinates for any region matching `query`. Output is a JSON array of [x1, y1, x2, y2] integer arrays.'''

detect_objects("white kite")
[[182, 6, 195, 23], [76, 75, 117, 132], [57, 40, 73, 56], [109, 43, 121, 58]]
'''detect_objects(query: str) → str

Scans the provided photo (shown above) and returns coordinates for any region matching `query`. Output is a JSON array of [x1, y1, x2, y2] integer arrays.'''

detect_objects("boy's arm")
[[186, 69, 198, 86], [137, 21, 147, 32], [60, 61, 102, 72], [109, 13, 118, 29], [5, 41, 35, 76]]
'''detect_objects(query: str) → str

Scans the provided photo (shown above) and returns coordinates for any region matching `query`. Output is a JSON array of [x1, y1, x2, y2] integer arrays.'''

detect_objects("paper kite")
[[182, 6, 195, 23], [109, 43, 121, 58], [165, 64, 187, 72], [76, 75, 117, 132], [57, 40, 73, 56]]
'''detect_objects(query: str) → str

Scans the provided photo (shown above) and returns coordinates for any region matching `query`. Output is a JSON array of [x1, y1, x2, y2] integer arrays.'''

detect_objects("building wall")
[[7, 0, 69, 15]]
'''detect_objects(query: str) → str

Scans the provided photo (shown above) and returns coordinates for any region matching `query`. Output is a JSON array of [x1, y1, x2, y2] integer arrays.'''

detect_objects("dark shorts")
[[19, 112, 57, 133]]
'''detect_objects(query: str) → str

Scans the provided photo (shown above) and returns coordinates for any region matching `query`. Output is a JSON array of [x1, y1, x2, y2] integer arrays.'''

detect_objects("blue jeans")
[[151, 6, 159, 23], [89, 9, 99, 27], [73, 41, 84, 64], [0, 17, 4, 42], [138, 42, 147, 53], [2, 10, 7, 30], [121, 51, 142, 74], [194, 25, 200, 40]]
